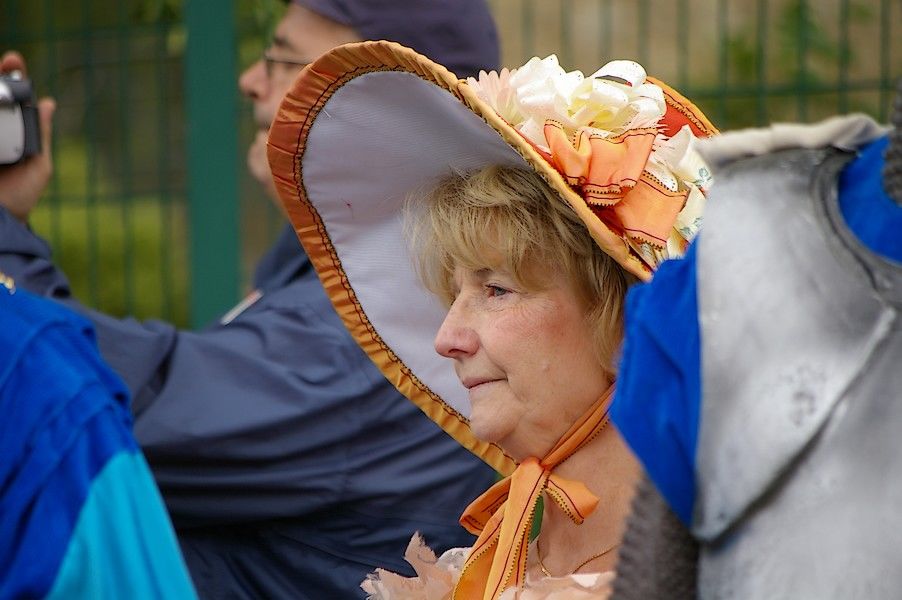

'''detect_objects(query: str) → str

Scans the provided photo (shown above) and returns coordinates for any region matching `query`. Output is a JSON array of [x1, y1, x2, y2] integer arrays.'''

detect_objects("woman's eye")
[[486, 284, 510, 298]]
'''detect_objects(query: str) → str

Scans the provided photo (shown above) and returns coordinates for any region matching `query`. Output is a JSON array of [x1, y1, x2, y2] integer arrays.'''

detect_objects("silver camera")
[[0, 72, 41, 165]]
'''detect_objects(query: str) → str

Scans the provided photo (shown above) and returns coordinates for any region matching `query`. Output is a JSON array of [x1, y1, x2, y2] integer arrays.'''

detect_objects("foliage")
[[131, 0, 181, 25], [30, 196, 190, 326], [4, 0, 896, 325], [718, 0, 879, 127], [7, 0, 288, 326]]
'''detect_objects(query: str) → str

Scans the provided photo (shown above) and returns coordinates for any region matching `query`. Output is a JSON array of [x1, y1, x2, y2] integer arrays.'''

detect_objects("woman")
[[267, 42, 716, 599], [409, 164, 643, 591]]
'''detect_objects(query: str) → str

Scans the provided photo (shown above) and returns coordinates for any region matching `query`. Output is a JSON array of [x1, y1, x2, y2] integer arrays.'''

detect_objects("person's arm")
[[0, 205, 179, 394], [0, 292, 196, 599], [0, 51, 385, 527], [129, 282, 385, 526], [0, 52, 54, 224], [0, 205, 385, 525]]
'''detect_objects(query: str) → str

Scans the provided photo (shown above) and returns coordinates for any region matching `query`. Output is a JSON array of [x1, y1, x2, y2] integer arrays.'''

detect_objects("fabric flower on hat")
[[470, 67, 523, 127], [467, 55, 713, 269]]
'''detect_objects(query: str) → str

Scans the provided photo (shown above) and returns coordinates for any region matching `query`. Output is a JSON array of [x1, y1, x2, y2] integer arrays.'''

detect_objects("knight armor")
[[694, 137, 902, 597], [611, 112, 901, 600]]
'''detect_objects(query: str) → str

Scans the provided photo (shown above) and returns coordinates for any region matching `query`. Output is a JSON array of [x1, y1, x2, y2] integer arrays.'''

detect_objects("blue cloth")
[[613, 134, 898, 527], [47, 452, 197, 600], [839, 136, 902, 263], [612, 243, 701, 525], [0, 285, 195, 599], [0, 216, 497, 599]]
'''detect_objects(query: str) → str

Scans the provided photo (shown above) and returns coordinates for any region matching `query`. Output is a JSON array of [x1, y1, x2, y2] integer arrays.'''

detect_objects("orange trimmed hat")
[[268, 41, 717, 474]]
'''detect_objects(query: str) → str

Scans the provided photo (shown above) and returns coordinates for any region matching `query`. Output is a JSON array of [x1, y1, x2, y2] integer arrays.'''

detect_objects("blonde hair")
[[406, 165, 636, 378]]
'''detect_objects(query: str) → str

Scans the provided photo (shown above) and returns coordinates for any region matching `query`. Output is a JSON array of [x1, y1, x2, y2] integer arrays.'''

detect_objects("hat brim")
[[268, 41, 715, 473]]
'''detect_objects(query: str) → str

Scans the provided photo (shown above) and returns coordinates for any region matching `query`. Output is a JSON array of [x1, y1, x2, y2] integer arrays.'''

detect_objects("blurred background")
[[3, 0, 900, 328]]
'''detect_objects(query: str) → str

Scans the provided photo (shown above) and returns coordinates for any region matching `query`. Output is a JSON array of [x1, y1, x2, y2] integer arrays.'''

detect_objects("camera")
[[0, 71, 41, 165]]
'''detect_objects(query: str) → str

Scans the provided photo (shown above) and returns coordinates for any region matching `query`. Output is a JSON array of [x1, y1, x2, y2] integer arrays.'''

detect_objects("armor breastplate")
[[694, 147, 902, 598]]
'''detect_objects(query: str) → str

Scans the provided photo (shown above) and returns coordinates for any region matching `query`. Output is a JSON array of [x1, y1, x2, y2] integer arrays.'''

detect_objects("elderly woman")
[[416, 164, 643, 584], [267, 42, 716, 599]]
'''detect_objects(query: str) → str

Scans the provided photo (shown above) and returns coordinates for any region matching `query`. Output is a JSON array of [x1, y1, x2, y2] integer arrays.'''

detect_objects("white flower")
[[467, 55, 667, 150], [569, 78, 631, 132], [510, 55, 584, 122], [673, 183, 706, 242], [591, 59, 647, 87], [467, 68, 522, 125], [652, 125, 713, 191], [507, 56, 585, 148], [466, 54, 712, 264]]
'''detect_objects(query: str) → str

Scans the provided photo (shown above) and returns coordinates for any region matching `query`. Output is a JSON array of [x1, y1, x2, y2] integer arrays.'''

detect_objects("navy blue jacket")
[[0, 212, 496, 598]]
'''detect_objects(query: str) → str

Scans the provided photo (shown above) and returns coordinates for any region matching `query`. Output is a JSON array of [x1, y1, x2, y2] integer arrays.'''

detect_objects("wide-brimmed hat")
[[268, 41, 716, 474]]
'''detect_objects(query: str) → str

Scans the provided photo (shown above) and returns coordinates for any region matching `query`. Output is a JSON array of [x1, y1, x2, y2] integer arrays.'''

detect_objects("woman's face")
[[434, 262, 612, 461]]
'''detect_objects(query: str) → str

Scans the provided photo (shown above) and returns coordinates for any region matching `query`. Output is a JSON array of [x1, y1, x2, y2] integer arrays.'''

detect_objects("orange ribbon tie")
[[453, 386, 614, 600]]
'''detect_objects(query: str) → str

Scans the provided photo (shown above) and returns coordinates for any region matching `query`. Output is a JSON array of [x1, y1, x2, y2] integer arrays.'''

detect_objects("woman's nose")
[[434, 303, 478, 359]]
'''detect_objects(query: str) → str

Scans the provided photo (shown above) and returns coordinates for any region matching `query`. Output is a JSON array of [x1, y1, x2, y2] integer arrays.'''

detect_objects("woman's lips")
[[463, 378, 502, 390]]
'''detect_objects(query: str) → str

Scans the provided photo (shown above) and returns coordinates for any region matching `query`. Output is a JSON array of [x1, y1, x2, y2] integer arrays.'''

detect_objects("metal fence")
[[3, 0, 899, 327], [492, 0, 900, 126]]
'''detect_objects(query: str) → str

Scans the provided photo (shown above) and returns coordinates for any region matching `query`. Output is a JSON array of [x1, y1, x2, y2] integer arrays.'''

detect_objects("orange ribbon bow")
[[453, 386, 615, 600], [542, 122, 687, 248]]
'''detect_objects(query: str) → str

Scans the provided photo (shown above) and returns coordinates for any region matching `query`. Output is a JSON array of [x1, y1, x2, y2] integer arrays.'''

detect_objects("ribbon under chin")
[[453, 387, 615, 600]]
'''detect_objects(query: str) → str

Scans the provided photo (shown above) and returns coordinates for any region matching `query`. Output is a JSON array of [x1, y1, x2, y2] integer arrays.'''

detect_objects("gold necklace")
[[536, 540, 620, 578]]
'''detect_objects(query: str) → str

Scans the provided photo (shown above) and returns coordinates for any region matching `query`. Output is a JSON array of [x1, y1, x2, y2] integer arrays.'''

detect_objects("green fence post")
[[184, 0, 240, 327]]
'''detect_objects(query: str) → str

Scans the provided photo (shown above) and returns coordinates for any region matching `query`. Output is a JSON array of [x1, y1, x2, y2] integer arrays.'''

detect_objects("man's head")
[[239, 5, 358, 197], [239, 0, 499, 198]]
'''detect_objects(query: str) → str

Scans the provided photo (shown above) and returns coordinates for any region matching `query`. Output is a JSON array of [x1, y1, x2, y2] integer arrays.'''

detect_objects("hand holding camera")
[[0, 51, 55, 223], [0, 69, 41, 164]]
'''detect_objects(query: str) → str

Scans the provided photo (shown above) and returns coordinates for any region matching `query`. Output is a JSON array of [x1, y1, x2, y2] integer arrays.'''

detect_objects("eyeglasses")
[[262, 50, 310, 78]]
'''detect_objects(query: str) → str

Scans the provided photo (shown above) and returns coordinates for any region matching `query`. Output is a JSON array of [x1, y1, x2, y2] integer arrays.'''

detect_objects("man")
[[0, 1, 500, 597]]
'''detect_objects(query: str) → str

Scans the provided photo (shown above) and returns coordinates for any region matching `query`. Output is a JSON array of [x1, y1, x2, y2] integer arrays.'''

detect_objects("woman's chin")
[[469, 412, 516, 447], [471, 417, 549, 462], [468, 397, 524, 454], [470, 420, 510, 445], [471, 421, 534, 463]]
